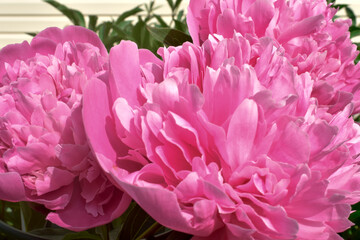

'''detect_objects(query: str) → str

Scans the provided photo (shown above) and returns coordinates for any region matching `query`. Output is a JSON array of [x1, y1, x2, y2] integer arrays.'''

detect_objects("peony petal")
[[35, 167, 75, 196], [32, 26, 107, 57], [83, 78, 128, 172], [118, 180, 218, 236], [0, 41, 34, 79], [187, 0, 207, 45], [46, 181, 131, 231], [0, 172, 26, 201], [109, 41, 142, 106], [245, 0, 275, 37], [226, 99, 258, 169], [278, 15, 324, 43]]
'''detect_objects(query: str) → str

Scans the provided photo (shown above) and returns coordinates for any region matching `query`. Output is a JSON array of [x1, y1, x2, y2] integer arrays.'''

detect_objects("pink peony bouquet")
[[1, 0, 360, 239]]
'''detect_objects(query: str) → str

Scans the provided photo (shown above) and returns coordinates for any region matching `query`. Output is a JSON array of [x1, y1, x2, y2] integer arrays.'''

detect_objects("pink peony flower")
[[187, 0, 360, 113], [0, 26, 131, 231], [83, 35, 360, 239]]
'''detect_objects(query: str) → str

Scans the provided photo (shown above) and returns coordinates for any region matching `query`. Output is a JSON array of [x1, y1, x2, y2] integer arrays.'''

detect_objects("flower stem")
[[0, 201, 4, 221], [135, 222, 162, 240]]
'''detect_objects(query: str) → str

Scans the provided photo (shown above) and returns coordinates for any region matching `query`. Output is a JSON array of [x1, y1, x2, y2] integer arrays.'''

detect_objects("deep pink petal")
[[0, 172, 26, 201], [46, 181, 131, 231]]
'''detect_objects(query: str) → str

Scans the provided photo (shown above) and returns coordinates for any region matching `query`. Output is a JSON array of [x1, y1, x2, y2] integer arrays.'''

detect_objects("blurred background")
[[0, 0, 190, 48], [0, 0, 358, 49]]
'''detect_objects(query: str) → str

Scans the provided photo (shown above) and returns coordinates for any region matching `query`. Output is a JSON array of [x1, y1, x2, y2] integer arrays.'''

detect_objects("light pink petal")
[[216, 9, 237, 38], [269, 121, 310, 165], [109, 41, 142, 105], [0, 41, 34, 80], [118, 180, 218, 236], [82, 78, 128, 172], [278, 15, 324, 43], [245, 0, 275, 37], [152, 79, 180, 111], [113, 98, 143, 149], [139, 49, 163, 66], [187, 0, 207, 45], [203, 65, 257, 125], [32, 26, 107, 57], [308, 121, 337, 157], [226, 99, 258, 169]]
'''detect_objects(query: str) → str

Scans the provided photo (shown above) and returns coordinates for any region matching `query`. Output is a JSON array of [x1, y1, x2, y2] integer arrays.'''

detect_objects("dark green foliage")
[[147, 27, 192, 46], [340, 203, 360, 239], [329, 0, 360, 63], [29, 0, 191, 53], [43, 0, 86, 27], [0, 201, 193, 240]]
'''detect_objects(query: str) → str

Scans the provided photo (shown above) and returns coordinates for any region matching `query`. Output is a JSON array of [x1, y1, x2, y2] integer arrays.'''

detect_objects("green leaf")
[[118, 203, 156, 240], [20, 202, 46, 232], [333, 4, 347, 10], [345, 6, 356, 26], [145, 0, 157, 15], [2, 201, 22, 229], [135, 222, 162, 240], [88, 15, 98, 31], [176, 10, 185, 21], [113, 20, 134, 38], [152, 230, 192, 240], [132, 17, 150, 48], [115, 6, 143, 25], [0, 220, 49, 240], [166, 0, 174, 10], [147, 27, 192, 46], [350, 27, 360, 38], [354, 113, 360, 122], [154, 14, 169, 28], [20, 202, 31, 232], [29, 228, 73, 240], [43, 0, 85, 27], [26, 32, 37, 37], [109, 228, 122, 240], [111, 202, 136, 231], [165, 231, 193, 240], [95, 225, 109, 240], [174, 19, 187, 32], [350, 211, 360, 223], [62, 231, 102, 240], [111, 24, 130, 39], [173, 0, 183, 11], [98, 22, 113, 43]]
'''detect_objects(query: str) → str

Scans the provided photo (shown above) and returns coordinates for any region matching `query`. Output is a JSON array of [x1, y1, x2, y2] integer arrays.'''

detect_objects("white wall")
[[0, 0, 358, 48]]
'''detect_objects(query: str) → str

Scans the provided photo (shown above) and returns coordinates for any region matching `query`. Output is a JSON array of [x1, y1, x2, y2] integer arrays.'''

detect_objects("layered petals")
[[187, 0, 360, 113], [0, 26, 130, 230], [85, 36, 360, 239]]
